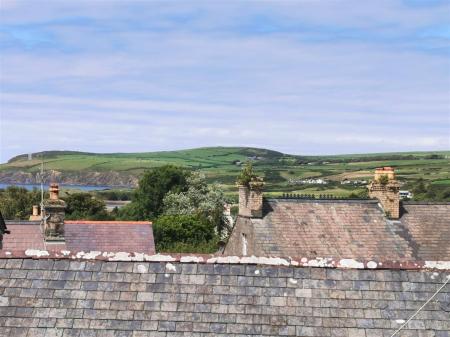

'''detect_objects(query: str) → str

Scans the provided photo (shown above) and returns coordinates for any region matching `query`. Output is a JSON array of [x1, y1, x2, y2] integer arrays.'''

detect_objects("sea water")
[[0, 183, 114, 191]]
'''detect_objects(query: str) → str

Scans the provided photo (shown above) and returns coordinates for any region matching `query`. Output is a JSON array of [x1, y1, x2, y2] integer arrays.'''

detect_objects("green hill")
[[1, 147, 449, 197], [4, 147, 285, 173]]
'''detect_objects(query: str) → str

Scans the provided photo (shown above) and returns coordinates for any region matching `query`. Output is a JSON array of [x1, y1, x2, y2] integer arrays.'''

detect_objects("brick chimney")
[[238, 181, 264, 218], [368, 167, 400, 219], [43, 183, 66, 241]]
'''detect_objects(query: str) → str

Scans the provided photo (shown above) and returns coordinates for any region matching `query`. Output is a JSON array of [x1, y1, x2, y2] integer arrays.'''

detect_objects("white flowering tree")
[[163, 172, 232, 238]]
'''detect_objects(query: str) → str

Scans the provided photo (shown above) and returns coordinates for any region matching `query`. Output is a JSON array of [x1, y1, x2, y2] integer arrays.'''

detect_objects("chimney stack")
[[238, 180, 264, 218], [29, 205, 41, 221], [368, 167, 400, 219], [43, 183, 66, 241]]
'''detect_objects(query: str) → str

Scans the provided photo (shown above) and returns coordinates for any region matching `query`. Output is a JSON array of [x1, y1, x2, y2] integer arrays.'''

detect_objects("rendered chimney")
[[238, 180, 264, 218], [368, 167, 400, 219], [43, 183, 66, 241], [29, 205, 41, 221]]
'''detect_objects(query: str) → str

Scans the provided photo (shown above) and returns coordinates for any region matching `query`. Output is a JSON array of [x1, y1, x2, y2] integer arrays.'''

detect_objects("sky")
[[0, 0, 449, 162]]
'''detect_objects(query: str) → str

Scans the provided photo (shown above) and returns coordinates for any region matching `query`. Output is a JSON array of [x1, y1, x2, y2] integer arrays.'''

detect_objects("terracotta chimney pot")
[[29, 205, 41, 221], [49, 183, 59, 200]]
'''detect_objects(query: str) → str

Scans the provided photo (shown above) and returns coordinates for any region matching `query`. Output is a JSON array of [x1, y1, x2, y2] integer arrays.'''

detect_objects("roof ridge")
[[65, 220, 152, 225], [0, 250, 449, 270], [5, 220, 152, 225], [265, 198, 379, 204], [402, 201, 450, 205]]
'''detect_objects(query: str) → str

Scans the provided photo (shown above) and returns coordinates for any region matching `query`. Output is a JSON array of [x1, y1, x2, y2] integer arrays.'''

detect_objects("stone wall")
[[0, 258, 449, 337]]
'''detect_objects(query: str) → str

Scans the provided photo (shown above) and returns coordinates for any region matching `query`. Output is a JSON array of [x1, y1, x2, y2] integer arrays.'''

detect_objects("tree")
[[163, 172, 231, 237], [125, 165, 190, 220], [0, 186, 42, 220], [153, 214, 217, 253], [64, 193, 111, 220]]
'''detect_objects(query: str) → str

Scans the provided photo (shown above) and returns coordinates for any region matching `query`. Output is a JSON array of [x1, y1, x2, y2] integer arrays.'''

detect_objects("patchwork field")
[[1, 147, 449, 198]]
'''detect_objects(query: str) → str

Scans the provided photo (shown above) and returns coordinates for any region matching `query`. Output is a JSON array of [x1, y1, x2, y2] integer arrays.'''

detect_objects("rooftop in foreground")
[[0, 254, 449, 336]]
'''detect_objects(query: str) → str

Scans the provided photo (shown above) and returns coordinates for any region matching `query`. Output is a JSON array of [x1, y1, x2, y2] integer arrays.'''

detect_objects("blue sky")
[[0, 0, 449, 162]]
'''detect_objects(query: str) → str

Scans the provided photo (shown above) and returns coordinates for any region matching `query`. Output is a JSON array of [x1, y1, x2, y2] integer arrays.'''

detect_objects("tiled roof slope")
[[1, 222, 45, 251], [2, 221, 155, 254], [249, 199, 450, 260], [399, 203, 450, 260], [0, 258, 449, 336]]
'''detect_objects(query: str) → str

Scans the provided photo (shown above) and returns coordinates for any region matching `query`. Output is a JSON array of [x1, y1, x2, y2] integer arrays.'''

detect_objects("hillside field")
[[1, 147, 449, 198]]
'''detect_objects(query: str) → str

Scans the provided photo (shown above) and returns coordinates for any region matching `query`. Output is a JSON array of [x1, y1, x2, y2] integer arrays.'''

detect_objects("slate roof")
[[247, 199, 450, 261], [2, 220, 155, 254], [0, 257, 448, 336]]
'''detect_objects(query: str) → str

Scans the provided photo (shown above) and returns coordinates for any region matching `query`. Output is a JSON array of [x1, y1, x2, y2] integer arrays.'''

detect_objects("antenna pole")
[[40, 156, 44, 219]]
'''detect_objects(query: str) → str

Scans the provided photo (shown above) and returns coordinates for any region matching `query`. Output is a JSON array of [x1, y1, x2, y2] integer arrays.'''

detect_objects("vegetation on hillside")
[[406, 179, 450, 202]]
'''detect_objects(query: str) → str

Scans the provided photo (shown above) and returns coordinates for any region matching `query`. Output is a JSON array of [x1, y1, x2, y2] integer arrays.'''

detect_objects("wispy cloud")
[[0, 0, 449, 161]]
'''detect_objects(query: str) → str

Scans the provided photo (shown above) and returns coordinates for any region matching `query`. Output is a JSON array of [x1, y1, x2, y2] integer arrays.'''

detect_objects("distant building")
[[288, 178, 328, 185], [341, 179, 367, 185], [400, 190, 413, 199]]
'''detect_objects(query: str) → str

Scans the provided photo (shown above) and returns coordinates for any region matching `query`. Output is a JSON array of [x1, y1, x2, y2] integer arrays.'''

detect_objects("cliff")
[[0, 170, 139, 187]]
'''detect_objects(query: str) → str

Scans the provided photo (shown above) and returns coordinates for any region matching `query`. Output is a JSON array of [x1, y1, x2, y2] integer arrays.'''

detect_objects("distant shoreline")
[[0, 183, 131, 191]]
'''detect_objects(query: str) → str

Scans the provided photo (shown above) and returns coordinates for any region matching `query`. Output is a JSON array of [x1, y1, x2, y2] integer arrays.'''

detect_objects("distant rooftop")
[[3, 220, 155, 254], [226, 197, 450, 261]]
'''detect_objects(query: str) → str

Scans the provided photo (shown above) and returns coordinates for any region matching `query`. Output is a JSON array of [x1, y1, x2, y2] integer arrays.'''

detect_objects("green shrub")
[[378, 174, 389, 185], [0, 186, 43, 220], [64, 193, 111, 220], [153, 214, 218, 253], [236, 162, 257, 186]]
